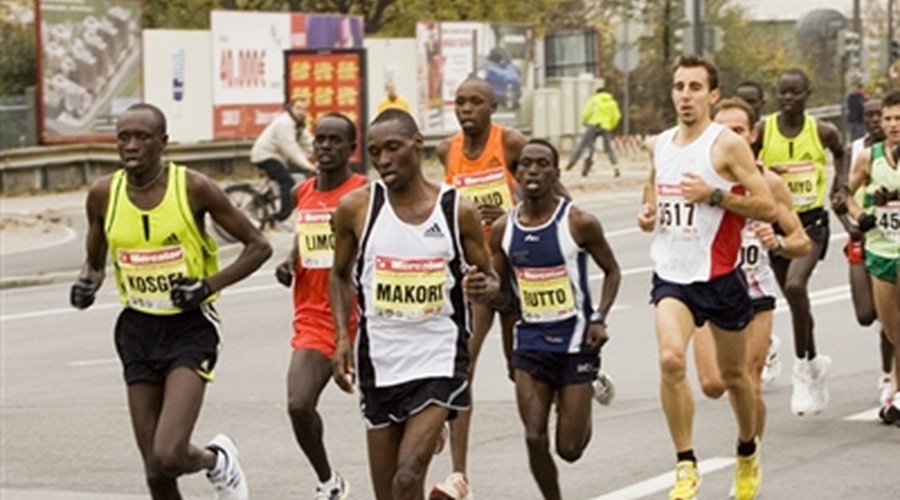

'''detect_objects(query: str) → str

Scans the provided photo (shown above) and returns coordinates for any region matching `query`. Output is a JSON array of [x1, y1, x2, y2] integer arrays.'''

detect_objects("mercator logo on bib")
[[297, 209, 334, 269], [453, 168, 513, 209], [517, 265, 576, 323], [373, 256, 446, 321], [117, 245, 188, 311]]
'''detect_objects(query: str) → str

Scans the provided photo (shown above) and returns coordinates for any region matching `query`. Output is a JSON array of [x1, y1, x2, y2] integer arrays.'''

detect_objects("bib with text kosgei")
[[117, 245, 188, 311], [739, 222, 763, 273], [778, 163, 817, 208], [656, 183, 697, 238], [517, 266, 576, 323], [373, 256, 446, 321], [297, 209, 334, 269], [876, 201, 900, 239], [453, 168, 514, 210]]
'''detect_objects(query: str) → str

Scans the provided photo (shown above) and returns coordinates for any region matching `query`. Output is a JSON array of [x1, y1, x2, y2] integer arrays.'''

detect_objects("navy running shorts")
[[511, 349, 599, 388], [651, 269, 753, 331]]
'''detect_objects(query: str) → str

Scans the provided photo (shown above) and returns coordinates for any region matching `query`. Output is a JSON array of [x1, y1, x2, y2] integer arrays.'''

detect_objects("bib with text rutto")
[[517, 265, 576, 323], [372, 256, 446, 321], [117, 245, 188, 311]]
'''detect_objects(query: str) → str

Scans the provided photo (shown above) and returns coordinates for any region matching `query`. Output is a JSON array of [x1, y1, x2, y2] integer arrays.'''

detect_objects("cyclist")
[[250, 97, 316, 222]]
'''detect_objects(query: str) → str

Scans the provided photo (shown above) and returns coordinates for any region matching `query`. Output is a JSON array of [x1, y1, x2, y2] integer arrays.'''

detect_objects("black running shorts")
[[511, 349, 599, 388], [360, 377, 470, 430], [651, 269, 753, 331]]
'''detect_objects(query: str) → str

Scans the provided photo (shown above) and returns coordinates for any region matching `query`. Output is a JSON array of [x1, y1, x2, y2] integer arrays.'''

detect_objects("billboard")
[[285, 49, 367, 169], [416, 21, 535, 134], [211, 11, 364, 139], [36, 0, 143, 143]]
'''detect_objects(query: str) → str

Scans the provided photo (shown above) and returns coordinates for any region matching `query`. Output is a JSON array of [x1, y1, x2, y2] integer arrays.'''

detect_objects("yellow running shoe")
[[733, 447, 762, 500], [668, 460, 700, 500]]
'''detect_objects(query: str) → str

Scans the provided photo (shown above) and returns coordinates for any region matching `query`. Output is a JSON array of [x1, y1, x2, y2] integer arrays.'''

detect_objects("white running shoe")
[[314, 472, 350, 500], [806, 355, 832, 415], [878, 374, 893, 406], [760, 335, 781, 386], [791, 359, 814, 416], [206, 434, 249, 500], [593, 370, 617, 406]]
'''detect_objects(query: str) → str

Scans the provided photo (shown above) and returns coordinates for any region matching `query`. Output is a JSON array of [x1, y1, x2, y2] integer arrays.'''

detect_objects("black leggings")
[[255, 158, 296, 221]]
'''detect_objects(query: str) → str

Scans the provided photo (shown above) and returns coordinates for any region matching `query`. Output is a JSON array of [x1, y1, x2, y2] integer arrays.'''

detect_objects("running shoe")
[[806, 355, 832, 415], [790, 359, 814, 416], [668, 460, 700, 500], [733, 444, 762, 500], [878, 374, 893, 406], [760, 335, 781, 386], [593, 370, 617, 406], [314, 472, 349, 500], [206, 434, 249, 500], [429, 472, 472, 500]]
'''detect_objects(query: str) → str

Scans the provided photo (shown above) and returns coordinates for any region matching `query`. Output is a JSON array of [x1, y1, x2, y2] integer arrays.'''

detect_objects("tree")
[[0, 19, 35, 96]]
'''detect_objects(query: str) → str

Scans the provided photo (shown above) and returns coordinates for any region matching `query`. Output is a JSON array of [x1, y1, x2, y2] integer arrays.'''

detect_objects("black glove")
[[857, 213, 877, 232], [70, 278, 98, 309], [274, 260, 293, 287], [873, 187, 892, 207], [170, 278, 213, 310]]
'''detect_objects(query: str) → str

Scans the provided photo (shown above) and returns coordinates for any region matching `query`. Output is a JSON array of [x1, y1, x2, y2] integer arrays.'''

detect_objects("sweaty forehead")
[[456, 80, 493, 99]]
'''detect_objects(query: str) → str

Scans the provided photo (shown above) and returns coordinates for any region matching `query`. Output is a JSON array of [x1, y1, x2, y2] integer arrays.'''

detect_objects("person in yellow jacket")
[[376, 81, 411, 114], [566, 87, 622, 177]]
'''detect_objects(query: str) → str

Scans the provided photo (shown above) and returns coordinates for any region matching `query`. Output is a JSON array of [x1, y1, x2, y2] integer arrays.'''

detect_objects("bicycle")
[[211, 169, 310, 244]]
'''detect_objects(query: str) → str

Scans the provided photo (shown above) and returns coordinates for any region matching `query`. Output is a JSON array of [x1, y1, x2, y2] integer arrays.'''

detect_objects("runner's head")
[[864, 97, 884, 139], [775, 69, 810, 116], [516, 138, 560, 199], [733, 81, 765, 122], [314, 113, 357, 173], [368, 109, 423, 189], [881, 90, 900, 147], [454, 77, 497, 136], [116, 103, 168, 171], [288, 96, 309, 122], [670, 54, 720, 126], [712, 97, 757, 145]]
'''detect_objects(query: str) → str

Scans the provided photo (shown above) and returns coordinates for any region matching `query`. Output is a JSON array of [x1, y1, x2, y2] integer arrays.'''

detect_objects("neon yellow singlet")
[[105, 164, 219, 315], [759, 113, 827, 213]]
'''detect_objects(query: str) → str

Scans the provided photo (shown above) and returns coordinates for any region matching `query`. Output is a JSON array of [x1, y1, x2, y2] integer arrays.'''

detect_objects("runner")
[[845, 89, 900, 425], [491, 138, 621, 499], [757, 68, 847, 416], [69, 103, 272, 500], [692, 98, 810, 444], [637, 55, 776, 500], [329, 109, 500, 500], [274, 113, 367, 499]]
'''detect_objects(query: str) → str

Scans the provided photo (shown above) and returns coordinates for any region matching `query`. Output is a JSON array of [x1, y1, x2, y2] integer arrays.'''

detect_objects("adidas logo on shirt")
[[163, 233, 181, 245], [424, 223, 444, 238]]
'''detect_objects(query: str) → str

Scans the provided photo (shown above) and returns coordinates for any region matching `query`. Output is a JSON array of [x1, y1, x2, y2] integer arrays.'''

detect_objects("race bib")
[[297, 209, 334, 269], [656, 183, 697, 238], [372, 256, 446, 322], [117, 245, 188, 311], [517, 266, 576, 323], [453, 168, 514, 210], [777, 163, 817, 208], [738, 222, 763, 273], [876, 201, 900, 239]]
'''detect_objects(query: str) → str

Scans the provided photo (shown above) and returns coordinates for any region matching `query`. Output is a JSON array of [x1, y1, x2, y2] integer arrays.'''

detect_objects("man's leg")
[[514, 368, 560, 500], [449, 302, 494, 477], [127, 382, 180, 499], [582, 126, 599, 176], [692, 324, 726, 399], [709, 325, 755, 443], [394, 405, 449, 500], [745, 311, 773, 438], [287, 348, 338, 483], [848, 245, 877, 326], [367, 424, 402, 500], [554, 381, 594, 463], [151, 368, 217, 478], [771, 240, 824, 359], [255, 159, 296, 222], [566, 126, 595, 170], [600, 129, 619, 174], [872, 277, 900, 405], [655, 298, 697, 454]]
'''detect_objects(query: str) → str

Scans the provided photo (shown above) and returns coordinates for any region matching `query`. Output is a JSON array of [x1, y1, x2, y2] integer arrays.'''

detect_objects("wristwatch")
[[590, 310, 606, 325], [709, 188, 724, 207]]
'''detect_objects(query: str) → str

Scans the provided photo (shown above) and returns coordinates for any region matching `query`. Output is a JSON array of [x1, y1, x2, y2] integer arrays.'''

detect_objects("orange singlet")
[[291, 173, 367, 356], [445, 123, 518, 242]]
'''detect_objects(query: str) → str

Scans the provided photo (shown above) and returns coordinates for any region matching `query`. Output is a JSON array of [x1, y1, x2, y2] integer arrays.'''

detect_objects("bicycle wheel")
[[211, 183, 270, 243]]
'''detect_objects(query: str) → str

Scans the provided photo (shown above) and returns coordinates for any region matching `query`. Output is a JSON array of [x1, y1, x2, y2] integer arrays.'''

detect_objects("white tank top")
[[739, 220, 778, 299], [651, 123, 745, 284], [354, 182, 468, 389]]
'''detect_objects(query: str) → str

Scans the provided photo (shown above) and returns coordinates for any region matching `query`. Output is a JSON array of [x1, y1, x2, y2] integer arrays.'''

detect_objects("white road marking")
[[69, 358, 118, 367], [844, 407, 882, 422], [586, 456, 735, 500]]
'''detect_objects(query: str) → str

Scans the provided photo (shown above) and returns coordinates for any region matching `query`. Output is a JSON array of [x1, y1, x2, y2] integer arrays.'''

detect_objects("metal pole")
[[853, 0, 861, 33], [890, 0, 895, 78], [693, 0, 704, 56], [623, 20, 631, 136]]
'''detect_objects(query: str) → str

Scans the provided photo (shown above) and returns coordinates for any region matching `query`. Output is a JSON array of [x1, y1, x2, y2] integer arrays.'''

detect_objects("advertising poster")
[[285, 49, 366, 169], [36, 0, 143, 143], [211, 11, 364, 139], [415, 21, 534, 134]]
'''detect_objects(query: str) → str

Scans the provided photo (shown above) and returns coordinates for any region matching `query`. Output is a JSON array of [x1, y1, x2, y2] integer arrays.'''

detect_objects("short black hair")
[[780, 68, 810, 89], [671, 54, 719, 91], [317, 112, 357, 143], [523, 138, 560, 168], [370, 108, 420, 136], [735, 81, 764, 100], [125, 102, 167, 135]]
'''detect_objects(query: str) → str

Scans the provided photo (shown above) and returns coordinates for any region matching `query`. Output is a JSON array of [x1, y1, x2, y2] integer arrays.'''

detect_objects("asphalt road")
[[2, 187, 899, 499]]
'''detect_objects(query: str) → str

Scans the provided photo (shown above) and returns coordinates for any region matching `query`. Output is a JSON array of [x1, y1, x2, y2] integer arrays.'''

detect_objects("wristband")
[[590, 310, 606, 325]]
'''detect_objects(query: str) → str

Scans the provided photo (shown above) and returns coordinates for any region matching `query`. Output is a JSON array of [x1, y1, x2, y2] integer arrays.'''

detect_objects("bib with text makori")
[[372, 255, 446, 322]]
